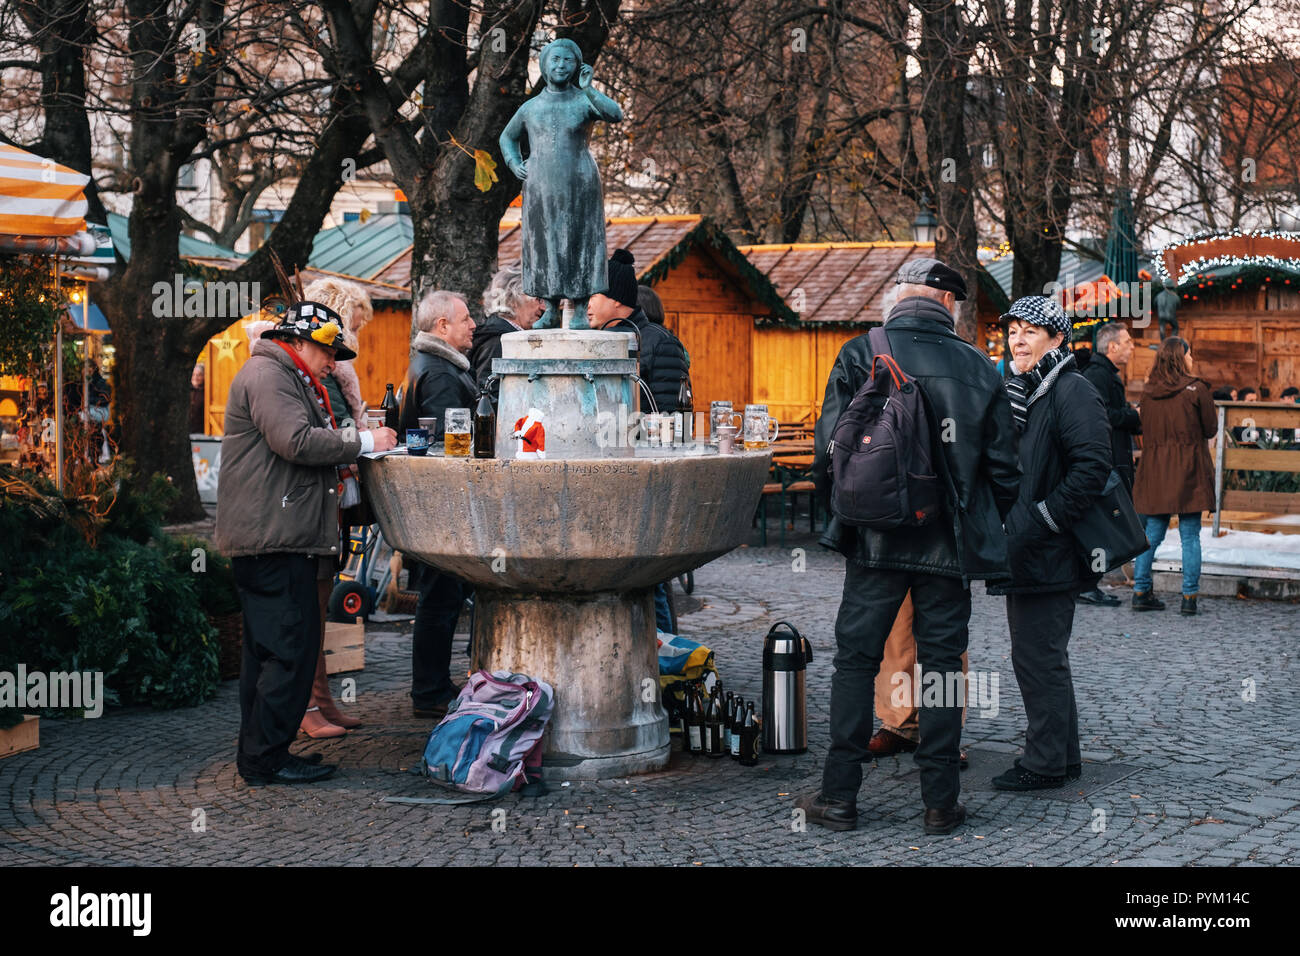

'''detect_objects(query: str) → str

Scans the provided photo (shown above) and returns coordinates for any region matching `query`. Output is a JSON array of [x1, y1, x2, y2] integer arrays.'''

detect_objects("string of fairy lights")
[[1152, 228, 1300, 298]]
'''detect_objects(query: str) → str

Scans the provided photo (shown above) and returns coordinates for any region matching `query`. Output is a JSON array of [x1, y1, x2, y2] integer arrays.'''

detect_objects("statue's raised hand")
[[577, 64, 594, 89]]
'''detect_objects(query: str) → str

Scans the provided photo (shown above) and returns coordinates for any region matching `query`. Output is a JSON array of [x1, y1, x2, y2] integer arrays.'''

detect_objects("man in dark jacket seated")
[[1076, 322, 1140, 606], [794, 258, 1021, 836], [399, 292, 479, 717]]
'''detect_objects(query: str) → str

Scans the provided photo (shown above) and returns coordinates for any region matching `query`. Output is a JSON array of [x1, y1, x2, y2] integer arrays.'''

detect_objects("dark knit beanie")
[[605, 248, 639, 309]]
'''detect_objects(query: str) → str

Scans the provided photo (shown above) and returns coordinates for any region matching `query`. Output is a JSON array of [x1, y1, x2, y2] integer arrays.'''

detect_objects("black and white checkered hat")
[[1001, 295, 1071, 342]]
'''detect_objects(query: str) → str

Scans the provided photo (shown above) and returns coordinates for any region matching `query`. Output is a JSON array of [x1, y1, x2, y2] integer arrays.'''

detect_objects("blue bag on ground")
[[420, 670, 554, 801]]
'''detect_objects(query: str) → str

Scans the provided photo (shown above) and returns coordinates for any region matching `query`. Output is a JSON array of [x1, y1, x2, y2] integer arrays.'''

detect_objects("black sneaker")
[[793, 791, 858, 831], [1132, 591, 1166, 611], [992, 764, 1065, 791], [1180, 596, 1198, 616], [1066, 762, 1082, 780]]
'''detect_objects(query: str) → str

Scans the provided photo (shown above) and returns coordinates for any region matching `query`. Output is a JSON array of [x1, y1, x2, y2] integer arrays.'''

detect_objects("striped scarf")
[[1004, 345, 1074, 432]]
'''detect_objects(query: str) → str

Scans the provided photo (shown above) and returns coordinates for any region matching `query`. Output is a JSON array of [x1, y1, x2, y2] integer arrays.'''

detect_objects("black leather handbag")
[[1070, 470, 1150, 573]]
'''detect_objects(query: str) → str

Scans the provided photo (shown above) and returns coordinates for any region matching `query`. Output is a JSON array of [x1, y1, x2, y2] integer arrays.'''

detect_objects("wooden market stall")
[[739, 242, 1009, 424], [214, 213, 796, 421], [1155, 230, 1300, 396]]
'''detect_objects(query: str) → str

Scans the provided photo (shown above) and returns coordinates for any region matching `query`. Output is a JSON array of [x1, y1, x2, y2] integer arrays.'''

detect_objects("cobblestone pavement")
[[2, 532, 1297, 866]]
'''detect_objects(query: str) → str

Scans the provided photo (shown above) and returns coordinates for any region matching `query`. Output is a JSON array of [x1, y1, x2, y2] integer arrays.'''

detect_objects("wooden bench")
[[754, 478, 821, 546]]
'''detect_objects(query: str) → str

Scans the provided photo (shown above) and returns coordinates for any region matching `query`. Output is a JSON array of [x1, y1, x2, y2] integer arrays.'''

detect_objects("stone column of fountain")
[[359, 329, 770, 778]]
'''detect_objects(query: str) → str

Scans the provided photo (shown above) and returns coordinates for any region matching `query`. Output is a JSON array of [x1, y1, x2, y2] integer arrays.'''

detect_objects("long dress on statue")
[[514, 87, 608, 300]]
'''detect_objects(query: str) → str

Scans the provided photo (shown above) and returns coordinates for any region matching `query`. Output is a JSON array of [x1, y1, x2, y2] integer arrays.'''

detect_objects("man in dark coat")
[[590, 249, 688, 415], [1076, 322, 1141, 606], [794, 258, 1021, 836], [399, 291, 479, 716]]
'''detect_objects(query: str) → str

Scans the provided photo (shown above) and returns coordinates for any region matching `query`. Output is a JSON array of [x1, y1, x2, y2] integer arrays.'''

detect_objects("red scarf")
[[275, 340, 337, 427]]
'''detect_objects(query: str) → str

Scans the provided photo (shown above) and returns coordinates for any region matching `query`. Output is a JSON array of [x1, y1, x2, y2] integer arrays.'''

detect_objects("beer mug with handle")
[[743, 404, 779, 450]]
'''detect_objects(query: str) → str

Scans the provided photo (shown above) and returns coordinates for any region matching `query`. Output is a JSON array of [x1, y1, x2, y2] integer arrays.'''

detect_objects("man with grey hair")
[[796, 257, 1020, 836], [470, 266, 545, 388], [1076, 320, 1140, 606], [399, 291, 478, 717]]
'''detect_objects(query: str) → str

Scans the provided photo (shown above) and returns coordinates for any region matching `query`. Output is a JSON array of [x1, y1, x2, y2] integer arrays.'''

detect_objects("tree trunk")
[[918, 1, 979, 344], [24, 0, 107, 224]]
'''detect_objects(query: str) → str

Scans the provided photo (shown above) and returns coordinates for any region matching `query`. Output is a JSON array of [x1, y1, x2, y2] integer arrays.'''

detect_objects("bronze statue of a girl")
[[500, 38, 623, 330]]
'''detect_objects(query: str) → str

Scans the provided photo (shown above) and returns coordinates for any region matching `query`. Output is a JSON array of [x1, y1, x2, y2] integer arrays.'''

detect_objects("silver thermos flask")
[[762, 621, 812, 754]]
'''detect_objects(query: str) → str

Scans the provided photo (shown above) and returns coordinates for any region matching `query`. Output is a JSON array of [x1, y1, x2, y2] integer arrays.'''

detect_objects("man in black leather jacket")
[[399, 292, 478, 717], [795, 259, 1020, 836]]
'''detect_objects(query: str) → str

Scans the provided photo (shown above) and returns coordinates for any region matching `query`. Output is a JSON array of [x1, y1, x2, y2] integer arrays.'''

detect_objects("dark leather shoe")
[[1066, 762, 1082, 780], [1078, 587, 1120, 606], [868, 727, 918, 756], [241, 754, 337, 786], [1132, 591, 1166, 611], [1180, 596, 1198, 616], [924, 803, 966, 834], [794, 792, 858, 831], [413, 686, 462, 719], [992, 764, 1065, 791]]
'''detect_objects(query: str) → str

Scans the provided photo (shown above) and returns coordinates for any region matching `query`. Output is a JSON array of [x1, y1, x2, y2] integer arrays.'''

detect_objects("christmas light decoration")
[[1154, 227, 1300, 286]]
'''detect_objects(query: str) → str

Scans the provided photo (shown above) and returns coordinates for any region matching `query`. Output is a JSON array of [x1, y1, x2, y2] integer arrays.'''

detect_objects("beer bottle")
[[381, 383, 399, 432], [739, 702, 760, 766], [676, 374, 693, 441], [723, 691, 736, 753], [473, 389, 496, 458], [730, 695, 744, 758], [706, 689, 725, 759], [686, 684, 704, 756]]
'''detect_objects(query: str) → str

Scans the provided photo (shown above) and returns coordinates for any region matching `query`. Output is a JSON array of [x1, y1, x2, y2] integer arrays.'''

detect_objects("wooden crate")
[[0, 715, 39, 759], [324, 621, 365, 675]]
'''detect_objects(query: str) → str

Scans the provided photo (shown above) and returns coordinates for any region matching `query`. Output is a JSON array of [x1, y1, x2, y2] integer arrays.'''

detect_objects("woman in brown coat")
[[1131, 337, 1217, 615]]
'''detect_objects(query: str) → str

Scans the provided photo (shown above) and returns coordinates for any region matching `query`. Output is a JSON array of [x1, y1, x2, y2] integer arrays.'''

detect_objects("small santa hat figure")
[[513, 407, 546, 460]]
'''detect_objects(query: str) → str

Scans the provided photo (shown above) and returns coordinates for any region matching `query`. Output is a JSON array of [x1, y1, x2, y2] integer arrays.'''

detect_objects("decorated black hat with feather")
[[261, 251, 357, 361]]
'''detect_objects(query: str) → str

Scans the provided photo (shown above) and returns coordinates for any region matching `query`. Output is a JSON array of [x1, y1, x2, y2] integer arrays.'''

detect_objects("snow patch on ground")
[[1155, 524, 1300, 572]]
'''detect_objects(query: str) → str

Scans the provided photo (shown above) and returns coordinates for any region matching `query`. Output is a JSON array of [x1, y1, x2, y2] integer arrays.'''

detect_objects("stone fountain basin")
[[358, 448, 772, 592]]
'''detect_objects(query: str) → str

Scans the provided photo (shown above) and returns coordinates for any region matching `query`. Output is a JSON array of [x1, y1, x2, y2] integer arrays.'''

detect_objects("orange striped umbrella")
[[0, 143, 89, 237]]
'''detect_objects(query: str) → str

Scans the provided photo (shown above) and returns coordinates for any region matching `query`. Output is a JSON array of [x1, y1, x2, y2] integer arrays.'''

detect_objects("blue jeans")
[[1133, 513, 1202, 596], [654, 581, 673, 634]]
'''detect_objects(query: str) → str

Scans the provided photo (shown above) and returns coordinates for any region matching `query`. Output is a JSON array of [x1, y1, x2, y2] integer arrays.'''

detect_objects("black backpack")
[[827, 327, 943, 529]]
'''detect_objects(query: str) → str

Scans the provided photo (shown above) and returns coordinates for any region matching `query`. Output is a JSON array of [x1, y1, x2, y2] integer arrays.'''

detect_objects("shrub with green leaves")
[[0, 467, 222, 712]]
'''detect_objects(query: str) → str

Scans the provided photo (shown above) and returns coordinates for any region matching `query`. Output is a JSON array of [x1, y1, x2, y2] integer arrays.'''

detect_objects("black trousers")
[[1006, 590, 1080, 777], [410, 561, 469, 707], [232, 553, 321, 777], [822, 562, 970, 810]]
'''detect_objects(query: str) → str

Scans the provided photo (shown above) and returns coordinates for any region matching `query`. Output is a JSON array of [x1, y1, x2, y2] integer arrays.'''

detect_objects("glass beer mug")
[[444, 408, 472, 457], [742, 404, 779, 450], [710, 401, 741, 443]]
